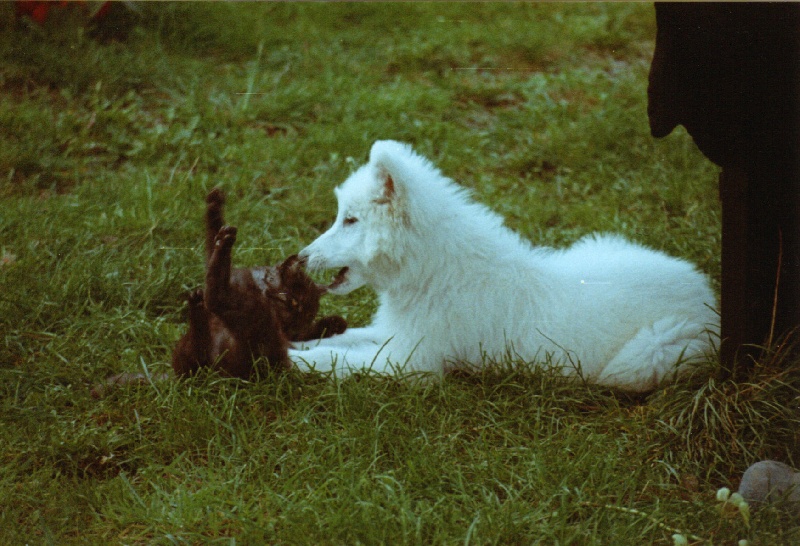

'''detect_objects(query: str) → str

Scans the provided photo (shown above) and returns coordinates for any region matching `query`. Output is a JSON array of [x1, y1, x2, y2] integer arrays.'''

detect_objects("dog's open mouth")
[[327, 267, 349, 291]]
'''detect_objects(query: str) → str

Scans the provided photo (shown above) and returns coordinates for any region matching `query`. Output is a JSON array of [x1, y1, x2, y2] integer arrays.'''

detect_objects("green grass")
[[1, 3, 798, 544]]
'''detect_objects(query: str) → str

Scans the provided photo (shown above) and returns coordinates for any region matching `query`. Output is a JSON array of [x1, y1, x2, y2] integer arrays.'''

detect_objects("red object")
[[14, 1, 113, 25], [92, 1, 111, 21], [15, 1, 66, 25]]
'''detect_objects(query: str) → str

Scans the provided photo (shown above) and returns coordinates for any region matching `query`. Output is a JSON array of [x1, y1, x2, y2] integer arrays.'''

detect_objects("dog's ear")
[[370, 140, 409, 205], [374, 168, 395, 205]]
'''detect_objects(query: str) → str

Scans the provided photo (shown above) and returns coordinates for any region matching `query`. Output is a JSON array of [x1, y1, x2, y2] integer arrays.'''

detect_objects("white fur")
[[290, 140, 719, 392]]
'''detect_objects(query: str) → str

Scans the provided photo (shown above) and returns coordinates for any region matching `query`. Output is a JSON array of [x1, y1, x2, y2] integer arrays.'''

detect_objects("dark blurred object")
[[89, 2, 141, 42], [14, 1, 140, 41], [648, 3, 800, 379]]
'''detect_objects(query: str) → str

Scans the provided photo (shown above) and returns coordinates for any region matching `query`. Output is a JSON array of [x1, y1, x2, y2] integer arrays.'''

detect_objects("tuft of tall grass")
[[650, 337, 800, 481]]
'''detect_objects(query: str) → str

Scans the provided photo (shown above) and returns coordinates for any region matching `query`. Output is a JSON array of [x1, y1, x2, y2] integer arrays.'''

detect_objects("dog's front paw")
[[215, 225, 237, 248]]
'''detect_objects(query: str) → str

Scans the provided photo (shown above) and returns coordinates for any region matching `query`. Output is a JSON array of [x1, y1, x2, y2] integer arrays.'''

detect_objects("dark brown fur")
[[171, 188, 347, 379], [91, 190, 346, 397]]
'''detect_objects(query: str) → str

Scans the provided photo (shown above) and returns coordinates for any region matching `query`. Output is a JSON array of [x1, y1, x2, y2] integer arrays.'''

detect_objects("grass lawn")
[[1, 3, 798, 544]]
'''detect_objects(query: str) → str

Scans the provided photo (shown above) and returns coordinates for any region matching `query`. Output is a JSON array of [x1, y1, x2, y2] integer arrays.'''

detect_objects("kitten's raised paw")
[[187, 288, 204, 307], [206, 187, 226, 206], [215, 225, 237, 247]]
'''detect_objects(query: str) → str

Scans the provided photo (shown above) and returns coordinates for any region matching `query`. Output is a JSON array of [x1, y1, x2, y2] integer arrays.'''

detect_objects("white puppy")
[[290, 140, 718, 392]]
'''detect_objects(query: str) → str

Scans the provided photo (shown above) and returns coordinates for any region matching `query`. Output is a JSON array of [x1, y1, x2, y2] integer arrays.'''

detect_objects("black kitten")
[[170, 189, 346, 379]]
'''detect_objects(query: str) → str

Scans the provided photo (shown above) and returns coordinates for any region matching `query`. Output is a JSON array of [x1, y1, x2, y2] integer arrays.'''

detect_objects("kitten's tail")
[[205, 188, 226, 265], [90, 371, 171, 398]]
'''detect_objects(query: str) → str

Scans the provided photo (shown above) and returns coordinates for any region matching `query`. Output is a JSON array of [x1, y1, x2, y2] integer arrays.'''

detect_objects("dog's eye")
[[343, 217, 358, 226]]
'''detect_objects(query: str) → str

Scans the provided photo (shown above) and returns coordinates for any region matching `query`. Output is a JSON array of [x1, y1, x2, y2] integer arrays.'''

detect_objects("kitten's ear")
[[279, 254, 302, 276]]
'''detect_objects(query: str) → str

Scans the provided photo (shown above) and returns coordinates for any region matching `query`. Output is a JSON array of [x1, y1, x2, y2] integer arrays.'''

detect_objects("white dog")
[[290, 140, 718, 392]]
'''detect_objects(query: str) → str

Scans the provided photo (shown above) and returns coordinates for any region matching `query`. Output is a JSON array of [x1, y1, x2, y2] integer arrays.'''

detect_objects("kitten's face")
[[267, 255, 325, 336]]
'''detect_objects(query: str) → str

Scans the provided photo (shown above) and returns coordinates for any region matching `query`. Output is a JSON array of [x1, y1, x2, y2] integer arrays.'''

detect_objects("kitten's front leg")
[[204, 225, 236, 315], [299, 315, 348, 341]]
